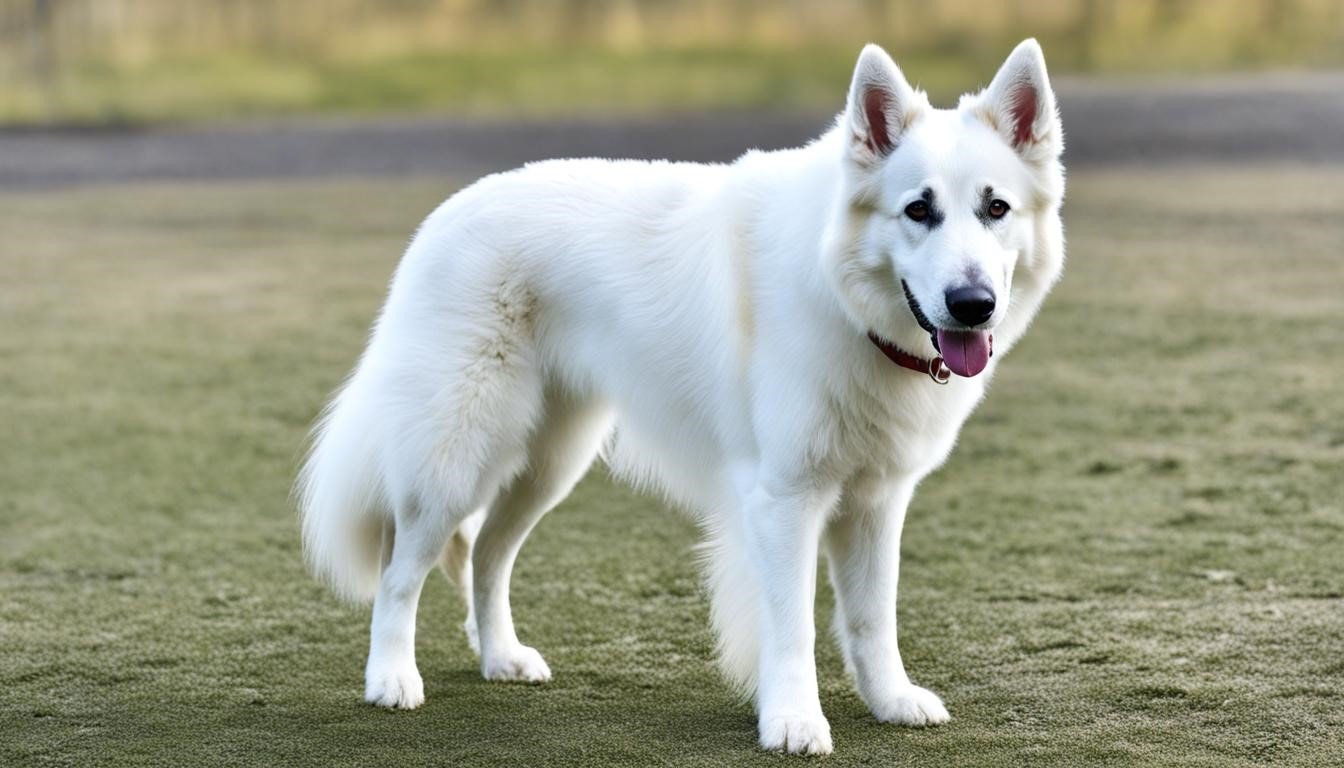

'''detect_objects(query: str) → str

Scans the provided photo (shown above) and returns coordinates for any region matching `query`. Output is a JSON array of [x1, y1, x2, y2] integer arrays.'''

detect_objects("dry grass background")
[[2, 165, 1342, 765], [3, 0, 1343, 123]]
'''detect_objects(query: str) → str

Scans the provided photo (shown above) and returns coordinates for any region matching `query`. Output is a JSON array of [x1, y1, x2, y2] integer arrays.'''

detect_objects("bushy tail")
[[297, 375, 388, 603], [697, 515, 762, 699]]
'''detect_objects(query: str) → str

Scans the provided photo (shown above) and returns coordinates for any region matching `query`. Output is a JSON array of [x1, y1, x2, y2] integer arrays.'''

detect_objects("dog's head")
[[824, 40, 1065, 378]]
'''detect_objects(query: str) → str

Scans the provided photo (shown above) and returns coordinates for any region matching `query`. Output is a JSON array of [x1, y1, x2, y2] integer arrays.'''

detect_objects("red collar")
[[867, 332, 952, 384]]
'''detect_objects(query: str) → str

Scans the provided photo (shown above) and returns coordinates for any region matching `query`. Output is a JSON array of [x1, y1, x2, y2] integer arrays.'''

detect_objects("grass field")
[[2, 167, 1343, 766], [3, 47, 980, 126], [6, 0, 1344, 126]]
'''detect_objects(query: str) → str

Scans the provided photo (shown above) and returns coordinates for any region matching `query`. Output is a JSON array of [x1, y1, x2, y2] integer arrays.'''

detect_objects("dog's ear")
[[845, 44, 919, 164], [974, 39, 1062, 163]]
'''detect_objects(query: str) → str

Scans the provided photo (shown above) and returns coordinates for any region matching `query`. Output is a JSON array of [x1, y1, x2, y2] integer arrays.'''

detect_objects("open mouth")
[[901, 281, 993, 378]]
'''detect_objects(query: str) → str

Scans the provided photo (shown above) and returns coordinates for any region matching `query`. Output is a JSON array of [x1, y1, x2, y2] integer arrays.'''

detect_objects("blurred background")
[[2, 0, 1343, 124], [4, 3, 1344, 767]]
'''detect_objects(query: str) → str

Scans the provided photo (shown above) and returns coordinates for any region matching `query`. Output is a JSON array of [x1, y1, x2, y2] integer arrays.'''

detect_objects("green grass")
[[3, 167, 1343, 766]]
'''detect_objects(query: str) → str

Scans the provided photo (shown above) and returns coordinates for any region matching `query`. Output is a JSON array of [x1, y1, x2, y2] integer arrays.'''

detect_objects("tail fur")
[[297, 374, 388, 603]]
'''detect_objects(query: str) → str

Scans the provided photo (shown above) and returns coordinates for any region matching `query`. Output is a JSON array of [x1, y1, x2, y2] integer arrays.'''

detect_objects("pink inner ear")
[[863, 87, 895, 155], [1008, 83, 1039, 148]]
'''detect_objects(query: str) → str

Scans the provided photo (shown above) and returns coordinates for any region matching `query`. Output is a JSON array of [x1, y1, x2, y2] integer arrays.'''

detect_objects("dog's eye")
[[987, 199, 1010, 219], [904, 201, 930, 222]]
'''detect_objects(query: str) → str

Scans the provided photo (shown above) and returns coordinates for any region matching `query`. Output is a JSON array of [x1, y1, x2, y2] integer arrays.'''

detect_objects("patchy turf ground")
[[2, 167, 1342, 767]]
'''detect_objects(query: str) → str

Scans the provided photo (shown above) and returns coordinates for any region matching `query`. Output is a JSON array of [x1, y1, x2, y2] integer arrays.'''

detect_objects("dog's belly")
[[531, 286, 752, 514]]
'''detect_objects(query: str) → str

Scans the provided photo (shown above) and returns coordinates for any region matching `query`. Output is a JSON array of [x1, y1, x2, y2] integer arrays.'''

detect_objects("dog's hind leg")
[[472, 388, 612, 682], [440, 510, 486, 654], [363, 499, 455, 709], [360, 249, 553, 706]]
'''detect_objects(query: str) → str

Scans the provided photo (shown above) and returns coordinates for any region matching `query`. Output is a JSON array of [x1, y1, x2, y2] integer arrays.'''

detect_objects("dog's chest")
[[830, 374, 985, 479]]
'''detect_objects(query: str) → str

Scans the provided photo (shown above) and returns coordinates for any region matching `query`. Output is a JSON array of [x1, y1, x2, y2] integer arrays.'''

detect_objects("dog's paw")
[[364, 662, 425, 709], [481, 644, 552, 683], [759, 713, 833, 755], [871, 683, 950, 726]]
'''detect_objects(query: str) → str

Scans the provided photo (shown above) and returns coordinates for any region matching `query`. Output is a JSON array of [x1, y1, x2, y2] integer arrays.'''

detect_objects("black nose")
[[945, 286, 996, 326]]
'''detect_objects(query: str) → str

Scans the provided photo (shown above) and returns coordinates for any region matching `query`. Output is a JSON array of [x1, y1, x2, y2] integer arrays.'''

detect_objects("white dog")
[[299, 40, 1064, 755]]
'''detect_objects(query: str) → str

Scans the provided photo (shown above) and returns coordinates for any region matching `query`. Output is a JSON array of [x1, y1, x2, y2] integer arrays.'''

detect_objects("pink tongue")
[[936, 330, 992, 378]]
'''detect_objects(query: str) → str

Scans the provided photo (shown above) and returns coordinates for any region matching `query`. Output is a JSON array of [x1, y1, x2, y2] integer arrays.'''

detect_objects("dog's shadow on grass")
[[421, 666, 763, 761]]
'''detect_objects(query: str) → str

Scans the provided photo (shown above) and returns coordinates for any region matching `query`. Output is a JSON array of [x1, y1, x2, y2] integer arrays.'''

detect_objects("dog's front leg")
[[744, 480, 838, 755], [823, 475, 949, 726]]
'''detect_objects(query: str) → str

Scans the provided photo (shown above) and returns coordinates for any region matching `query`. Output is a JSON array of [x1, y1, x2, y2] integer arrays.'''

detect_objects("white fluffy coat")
[[299, 40, 1065, 755]]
